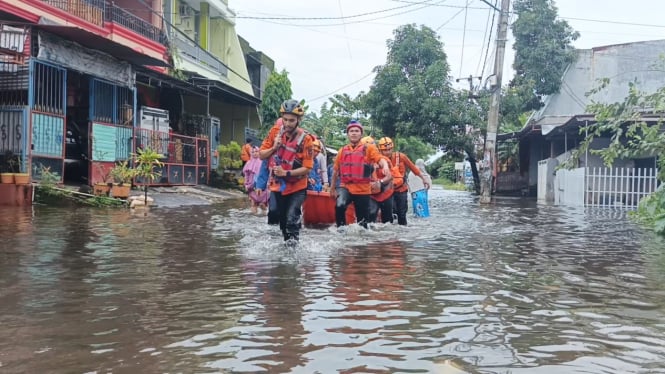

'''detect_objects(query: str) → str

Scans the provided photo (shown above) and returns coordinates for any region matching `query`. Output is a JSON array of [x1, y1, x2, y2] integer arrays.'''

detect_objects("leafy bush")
[[632, 187, 665, 235], [218, 141, 243, 171], [437, 161, 456, 182]]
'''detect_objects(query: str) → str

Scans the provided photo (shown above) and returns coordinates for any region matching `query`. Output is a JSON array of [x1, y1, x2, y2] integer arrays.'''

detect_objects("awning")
[[33, 24, 169, 67], [191, 77, 261, 106], [135, 67, 208, 97]]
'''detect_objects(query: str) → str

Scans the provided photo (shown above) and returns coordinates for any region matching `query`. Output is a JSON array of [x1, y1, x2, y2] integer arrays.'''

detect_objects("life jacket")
[[340, 144, 371, 184], [371, 163, 394, 202], [269, 128, 308, 183], [391, 152, 404, 189]]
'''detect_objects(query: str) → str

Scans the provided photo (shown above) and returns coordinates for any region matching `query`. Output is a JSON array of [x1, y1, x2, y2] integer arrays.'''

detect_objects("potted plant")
[[1, 151, 18, 183], [93, 164, 112, 196], [134, 147, 164, 204], [109, 160, 136, 199]]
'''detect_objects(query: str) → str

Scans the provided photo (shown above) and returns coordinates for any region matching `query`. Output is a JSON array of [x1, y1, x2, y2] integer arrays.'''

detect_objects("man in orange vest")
[[377, 137, 430, 226], [259, 100, 314, 243], [330, 121, 390, 229], [361, 136, 395, 224]]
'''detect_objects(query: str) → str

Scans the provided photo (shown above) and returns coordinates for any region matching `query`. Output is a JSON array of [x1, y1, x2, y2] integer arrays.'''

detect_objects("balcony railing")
[[39, 0, 106, 26], [172, 33, 228, 79], [38, 0, 166, 44], [106, 3, 166, 44]]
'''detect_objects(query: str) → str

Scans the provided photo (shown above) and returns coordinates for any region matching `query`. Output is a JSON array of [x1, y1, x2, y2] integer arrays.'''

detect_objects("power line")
[[390, 0, 487, 10], [479, 0, 497, 79], [239, 0, 448, 27], [459, 0, 470, 77], [235, 0, 438, 20], [561, 16, 665, 29], [435, 7, 466, 31], [475, 2, 493, 76], [307, 71, 375, 103]]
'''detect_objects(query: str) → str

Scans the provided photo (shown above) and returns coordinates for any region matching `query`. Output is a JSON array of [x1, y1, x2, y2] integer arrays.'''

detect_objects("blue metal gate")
[[88, 78, 135, 185], [29, 60, 66, 181]]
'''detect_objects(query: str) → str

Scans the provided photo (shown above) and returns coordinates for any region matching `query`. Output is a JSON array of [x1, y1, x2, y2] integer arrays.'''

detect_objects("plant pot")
[[111, 184, 131, 199], [93, 183, 111, 196], [1, 173, 15, 184], [14, 173, 29, 185]]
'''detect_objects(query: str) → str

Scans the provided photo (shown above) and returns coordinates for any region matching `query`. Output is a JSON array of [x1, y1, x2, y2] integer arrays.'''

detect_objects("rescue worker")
[[330, 120, 390, 229], [377, 137, 430, 226], [361, 136, 394, 224], [259, 100, 314, 243], [307, 139, 323, 192]]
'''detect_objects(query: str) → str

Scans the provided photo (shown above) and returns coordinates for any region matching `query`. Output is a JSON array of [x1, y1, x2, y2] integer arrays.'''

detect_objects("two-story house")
[[0, 0, 267, 189]]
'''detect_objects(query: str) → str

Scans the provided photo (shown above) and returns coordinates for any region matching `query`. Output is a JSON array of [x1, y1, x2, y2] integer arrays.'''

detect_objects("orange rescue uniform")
[[333, 143, 384, 195], [260, 128, 314, 195]]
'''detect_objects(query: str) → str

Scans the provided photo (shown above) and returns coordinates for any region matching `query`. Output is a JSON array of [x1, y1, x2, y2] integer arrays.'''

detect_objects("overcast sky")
[[234, 0, 665, 112]]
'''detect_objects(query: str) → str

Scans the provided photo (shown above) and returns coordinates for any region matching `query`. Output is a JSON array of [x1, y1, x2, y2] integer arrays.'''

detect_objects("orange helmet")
[[377, 137, 393, 150], [360, 136, 375, 145], [280, 99, 305, 117], [312, 139, 321, 151]]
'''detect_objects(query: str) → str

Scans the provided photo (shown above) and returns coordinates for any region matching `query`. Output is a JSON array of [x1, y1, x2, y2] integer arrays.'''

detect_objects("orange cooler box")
[[303, 190, 355, 225]]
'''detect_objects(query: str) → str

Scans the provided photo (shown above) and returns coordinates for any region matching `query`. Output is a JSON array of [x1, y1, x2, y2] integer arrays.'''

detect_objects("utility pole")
[[480, 0, 510, 204]]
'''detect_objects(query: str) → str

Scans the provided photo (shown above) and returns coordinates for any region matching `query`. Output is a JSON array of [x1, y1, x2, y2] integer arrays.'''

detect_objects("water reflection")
[[0, 190, 665, 373]]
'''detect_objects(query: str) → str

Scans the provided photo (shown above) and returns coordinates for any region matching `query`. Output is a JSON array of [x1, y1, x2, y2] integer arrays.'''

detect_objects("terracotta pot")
[[1, 173, 15, 184], [93, 183, 111, 196], [111, 184, 131, 199], [14, 173, 29, 185]]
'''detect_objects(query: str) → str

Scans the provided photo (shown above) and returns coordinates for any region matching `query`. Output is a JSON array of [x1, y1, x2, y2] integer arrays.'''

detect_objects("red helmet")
[[346, 120, 363, 134]]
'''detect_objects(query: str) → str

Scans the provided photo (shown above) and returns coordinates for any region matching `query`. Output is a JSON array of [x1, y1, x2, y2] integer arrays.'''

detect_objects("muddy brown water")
[[1, 188, 665, 373]]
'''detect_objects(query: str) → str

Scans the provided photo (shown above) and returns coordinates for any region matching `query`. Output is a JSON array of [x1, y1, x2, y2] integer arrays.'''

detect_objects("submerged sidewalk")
[[143, 185, 245, 207]]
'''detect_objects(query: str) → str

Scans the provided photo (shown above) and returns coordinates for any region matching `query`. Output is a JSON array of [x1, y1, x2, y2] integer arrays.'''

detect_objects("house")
[[0, 0, 271, 190], [497, 40, 664, 207]]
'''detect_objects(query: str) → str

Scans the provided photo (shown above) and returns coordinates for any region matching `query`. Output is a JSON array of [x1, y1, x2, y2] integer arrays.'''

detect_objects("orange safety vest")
[[269, 128, 308, 183], [340, 144, 371, 184]]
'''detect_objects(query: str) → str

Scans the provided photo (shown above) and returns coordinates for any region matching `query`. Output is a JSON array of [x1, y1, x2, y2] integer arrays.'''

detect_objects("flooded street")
[[1, 188, 665, 373]]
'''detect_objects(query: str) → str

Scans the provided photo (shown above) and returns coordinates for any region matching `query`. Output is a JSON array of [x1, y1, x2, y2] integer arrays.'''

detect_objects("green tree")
[[366, 24, 466, 150], [260, 69, 292, 130], [511, 0, 579, 105], [395, 136, 435, 162]]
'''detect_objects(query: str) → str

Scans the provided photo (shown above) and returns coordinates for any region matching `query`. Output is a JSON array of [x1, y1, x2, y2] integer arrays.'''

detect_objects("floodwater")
[[1, 188, 665, 374]]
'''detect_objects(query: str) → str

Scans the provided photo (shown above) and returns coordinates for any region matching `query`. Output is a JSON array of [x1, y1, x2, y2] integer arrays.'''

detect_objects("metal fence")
[[106, 3, 165, 43], [39, 0, 106, 26], [586, 167, 660, 208], [552, 166, 660, 208]]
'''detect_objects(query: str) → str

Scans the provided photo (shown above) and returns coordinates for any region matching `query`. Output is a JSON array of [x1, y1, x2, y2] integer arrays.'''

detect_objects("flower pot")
[[111, 184, 131, 199], [93, 183, 111, 196], [1, 173, 14, 184], [14, 173, 29, 185]]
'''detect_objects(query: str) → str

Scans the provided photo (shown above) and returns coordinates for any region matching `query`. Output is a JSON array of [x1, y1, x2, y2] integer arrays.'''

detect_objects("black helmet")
[[280, 99, 305, 116]]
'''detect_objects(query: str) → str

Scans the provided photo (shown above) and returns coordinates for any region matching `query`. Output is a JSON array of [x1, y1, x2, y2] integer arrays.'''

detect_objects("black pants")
[[393, 190, 409, 226], [267, 192, 280, 225], [274, 189, 306, 241], [335, 187, 370, 228], [369, 195, 394, 224]]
